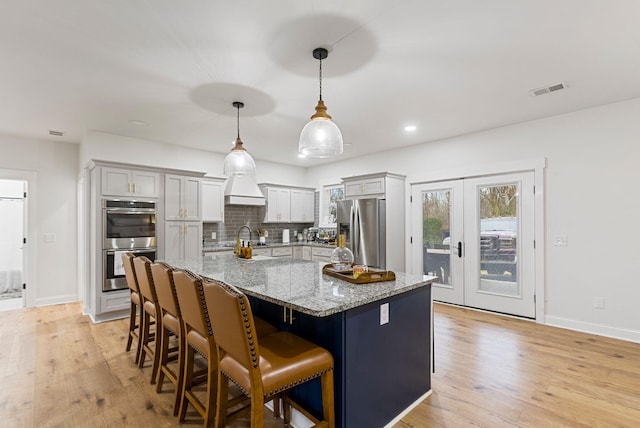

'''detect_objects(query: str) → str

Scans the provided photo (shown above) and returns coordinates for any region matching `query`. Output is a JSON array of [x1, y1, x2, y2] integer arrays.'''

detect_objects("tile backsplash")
[[203, 204, 315, 245]]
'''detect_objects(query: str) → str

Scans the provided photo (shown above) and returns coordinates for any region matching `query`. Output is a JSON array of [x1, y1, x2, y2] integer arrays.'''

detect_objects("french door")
[[411, 172, 535, 318]]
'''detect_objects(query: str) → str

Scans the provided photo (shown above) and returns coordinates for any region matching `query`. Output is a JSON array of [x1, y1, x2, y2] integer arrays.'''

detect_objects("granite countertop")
[[164, 254, 435, 317], [202, 241, 335, 253]]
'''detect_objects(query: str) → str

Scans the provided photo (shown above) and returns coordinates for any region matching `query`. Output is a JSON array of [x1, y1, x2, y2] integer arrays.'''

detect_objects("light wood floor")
[[1, 302, 638, 427]]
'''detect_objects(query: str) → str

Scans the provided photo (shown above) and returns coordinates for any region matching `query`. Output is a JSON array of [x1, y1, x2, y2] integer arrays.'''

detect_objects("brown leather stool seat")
[[122, 252, 142, 364], [150, 261, 184, 416], [172, 269, 278, 427], [203, 279, 335, 428], [133, 256, 162, 384]]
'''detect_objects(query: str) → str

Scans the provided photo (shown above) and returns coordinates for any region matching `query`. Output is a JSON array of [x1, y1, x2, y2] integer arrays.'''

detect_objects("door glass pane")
[[477, 184, 519, 296], [422, 190, 451, 285]]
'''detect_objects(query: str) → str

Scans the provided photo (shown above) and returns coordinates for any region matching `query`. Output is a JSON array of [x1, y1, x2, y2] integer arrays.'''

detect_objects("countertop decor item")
[[330, 233, 353, 270], [322, 264, 396, 284], [298, 47, 343, 158]]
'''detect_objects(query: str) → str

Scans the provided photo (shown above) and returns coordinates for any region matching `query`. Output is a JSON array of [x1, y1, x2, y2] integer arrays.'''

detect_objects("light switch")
[[553, 235, 568, 246], [380, 303, 389, 325], [44, 233, 56, 243], [211, 232, 217, 239]]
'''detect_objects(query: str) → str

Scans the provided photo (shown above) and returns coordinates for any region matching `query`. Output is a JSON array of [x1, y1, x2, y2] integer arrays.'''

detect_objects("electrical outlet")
[[380, 303, 389, 325], [594, 297, 605, 309], [211, 232, 216, 239], [553, 235, 568, 246]]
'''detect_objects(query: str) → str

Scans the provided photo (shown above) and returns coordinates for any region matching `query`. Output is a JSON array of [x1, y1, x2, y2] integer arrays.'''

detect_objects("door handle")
[[457, 241, 463, 258]]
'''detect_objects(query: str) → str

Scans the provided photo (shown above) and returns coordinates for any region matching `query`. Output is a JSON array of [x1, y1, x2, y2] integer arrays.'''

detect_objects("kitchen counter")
[[165, 253, 434, 317], [202, 240, 335, 253], [164, 254, 434, 427]]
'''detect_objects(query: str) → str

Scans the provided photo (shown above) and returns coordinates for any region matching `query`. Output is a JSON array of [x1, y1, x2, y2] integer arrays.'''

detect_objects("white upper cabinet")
[[344, 176, 385, 198], [290, 189, 315, 223], [101, 167, 160, 198], [201, 178, 225, 222], [260, 185, 315, 223], [164, 174, 201, 221]]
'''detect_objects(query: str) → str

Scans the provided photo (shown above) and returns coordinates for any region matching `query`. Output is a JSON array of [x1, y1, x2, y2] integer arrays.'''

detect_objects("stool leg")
[[321, 371, 335, 428], [126, 300, 136, 352]]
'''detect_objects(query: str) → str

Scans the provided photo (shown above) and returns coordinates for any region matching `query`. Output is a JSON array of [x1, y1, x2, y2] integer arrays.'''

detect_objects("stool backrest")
[[151, 262, 181, 317], [122, 252, 139, 293], [172, 269, 212, 338], [133, 256, 157, 303], [203, 279, 258, 370]]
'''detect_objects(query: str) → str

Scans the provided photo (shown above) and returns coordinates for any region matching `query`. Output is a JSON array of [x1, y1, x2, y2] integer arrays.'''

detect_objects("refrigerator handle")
[[351, 203, 359, 260]]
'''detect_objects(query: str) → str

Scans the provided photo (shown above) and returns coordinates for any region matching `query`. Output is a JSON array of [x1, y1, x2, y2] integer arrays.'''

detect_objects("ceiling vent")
[[49, 130, 64, 137], [529, 82, 567, 97]]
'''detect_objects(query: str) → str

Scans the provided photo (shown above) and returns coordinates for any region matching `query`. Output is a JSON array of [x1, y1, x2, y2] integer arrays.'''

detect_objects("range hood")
[[224, 174, 265, 206]]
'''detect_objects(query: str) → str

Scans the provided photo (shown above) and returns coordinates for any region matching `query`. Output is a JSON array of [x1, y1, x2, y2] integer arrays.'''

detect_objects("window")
[[319, 183, 344, 227]]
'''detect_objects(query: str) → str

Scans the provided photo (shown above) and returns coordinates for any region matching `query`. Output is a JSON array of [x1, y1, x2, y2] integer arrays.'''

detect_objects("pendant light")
[[223, 101, 256, 176], [298, 47, 343, 158]]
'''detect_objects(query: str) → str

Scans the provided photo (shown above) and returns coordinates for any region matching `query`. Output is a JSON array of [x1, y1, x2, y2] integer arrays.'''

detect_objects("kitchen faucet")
[[235, 225, 252, 257]]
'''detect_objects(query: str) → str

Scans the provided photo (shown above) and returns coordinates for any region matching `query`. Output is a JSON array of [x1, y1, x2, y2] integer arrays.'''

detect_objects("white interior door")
[[463, 172, 535, 318], [412, 171, 536, 318], [411, 180, 464, 305]]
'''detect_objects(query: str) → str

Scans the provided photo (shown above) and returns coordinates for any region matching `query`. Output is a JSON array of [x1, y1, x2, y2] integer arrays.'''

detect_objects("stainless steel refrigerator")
[[336, 198, 386, 269]]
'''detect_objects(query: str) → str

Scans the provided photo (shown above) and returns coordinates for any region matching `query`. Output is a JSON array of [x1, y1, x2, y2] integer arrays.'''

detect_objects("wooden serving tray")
[[322, 264, 396, 284]]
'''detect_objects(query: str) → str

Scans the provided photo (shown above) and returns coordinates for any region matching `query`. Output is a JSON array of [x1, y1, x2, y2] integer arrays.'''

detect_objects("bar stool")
[[150, 261, 184, 416], [122, 252, 142, 364], [203, 278, 335, 428], [133, 256, 162, 384], [172, 269, 279, 427]]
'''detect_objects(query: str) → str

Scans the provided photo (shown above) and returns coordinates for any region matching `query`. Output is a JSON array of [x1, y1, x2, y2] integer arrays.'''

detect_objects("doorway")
[[0, 179, 26, 310], [411, 171, 536, 318]]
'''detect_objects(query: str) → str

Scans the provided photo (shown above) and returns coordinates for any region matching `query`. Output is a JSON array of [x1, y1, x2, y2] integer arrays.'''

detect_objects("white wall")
[[307, 98, 640, 342], [81, 130, 308, 186], [0, 133, 79, 306]]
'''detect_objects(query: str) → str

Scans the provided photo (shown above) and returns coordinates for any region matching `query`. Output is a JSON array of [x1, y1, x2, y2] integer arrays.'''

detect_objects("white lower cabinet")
[[271, 247, 293, 257], [100, 290, 130, 313], [311, 246, 334, 263], [165, 221, 202, 260], [293, 246, 312, 260]]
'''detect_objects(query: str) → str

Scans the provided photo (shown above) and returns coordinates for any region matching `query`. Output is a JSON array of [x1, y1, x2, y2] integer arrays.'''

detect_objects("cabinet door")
[[183, 222, 203, 260], [164, 221, 184, 259], [202, 180, 224, 222], [265, 188, 291, 222], [345, 177, 385, 198], [303, 246, 312, 260], [276, 188, 291, 222], [101, 167, 132, 196], [131, 171, 160, 197], [290, 190, 314, 222], [165, 175, 183, 220], [182, 177, 202, 221]]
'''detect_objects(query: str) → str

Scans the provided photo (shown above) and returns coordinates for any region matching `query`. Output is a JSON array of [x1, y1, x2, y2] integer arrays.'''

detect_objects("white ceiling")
[[3, 0, 640, 167]]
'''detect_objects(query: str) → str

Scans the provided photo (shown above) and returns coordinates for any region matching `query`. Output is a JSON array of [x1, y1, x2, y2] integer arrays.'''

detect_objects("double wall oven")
[[102, 199, 157, 292]]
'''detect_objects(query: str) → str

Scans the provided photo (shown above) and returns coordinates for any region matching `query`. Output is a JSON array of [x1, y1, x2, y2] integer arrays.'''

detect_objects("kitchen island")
[[166, 253, 435, 428]]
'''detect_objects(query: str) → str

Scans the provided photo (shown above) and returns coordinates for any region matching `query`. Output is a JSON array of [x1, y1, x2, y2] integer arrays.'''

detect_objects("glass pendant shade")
[[224, 138, 256, 176], [299, 47, 343, 158], [299, 107, 344, 157]]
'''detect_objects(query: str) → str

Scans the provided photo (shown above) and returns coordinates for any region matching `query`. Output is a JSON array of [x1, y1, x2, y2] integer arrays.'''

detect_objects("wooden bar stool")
[[203, 278, 335, 428], [150, 261, 184, 416], [172, 269, 279, 427], [133, 256, 162, 384], [122, 252, 142, 364]]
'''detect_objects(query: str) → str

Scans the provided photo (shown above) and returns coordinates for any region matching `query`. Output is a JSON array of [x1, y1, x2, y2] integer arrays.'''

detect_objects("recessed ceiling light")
[[128, 119, 148, 126], [298, 153, 307, 159], [404, 125, 417, 132]]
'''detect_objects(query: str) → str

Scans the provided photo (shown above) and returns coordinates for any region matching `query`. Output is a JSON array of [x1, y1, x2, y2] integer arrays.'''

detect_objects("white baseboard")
[[265, 390, 433, 428], [546, 316, 640, 344], [384, 390, 432, 428], [34, 294, 79, 307]]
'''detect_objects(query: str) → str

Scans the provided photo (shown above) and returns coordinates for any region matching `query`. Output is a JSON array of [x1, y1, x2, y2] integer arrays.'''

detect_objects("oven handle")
[[105, 208, 156, 214], [105, 248, 156, 255]]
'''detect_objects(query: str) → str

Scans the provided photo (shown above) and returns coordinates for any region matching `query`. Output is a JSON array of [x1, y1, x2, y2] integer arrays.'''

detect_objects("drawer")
[[272, 247, 293, 257]]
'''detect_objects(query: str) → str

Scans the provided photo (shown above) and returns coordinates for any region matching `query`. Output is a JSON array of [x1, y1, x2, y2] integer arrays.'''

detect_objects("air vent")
[[529, 82, 567, 97], [49, 130, 64, 137]]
